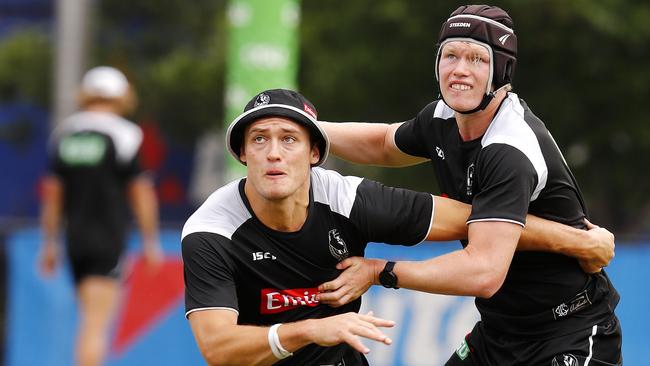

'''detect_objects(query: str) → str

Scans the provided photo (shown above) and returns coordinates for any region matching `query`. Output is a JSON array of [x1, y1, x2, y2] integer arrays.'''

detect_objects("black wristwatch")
[[379, 261, 399, 289]]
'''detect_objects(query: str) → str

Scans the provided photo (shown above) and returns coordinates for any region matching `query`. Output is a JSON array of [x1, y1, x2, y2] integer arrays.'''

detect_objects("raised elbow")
[[476, 277, 503, 298], [197, 339, 231, 366], [473, 267, 507, 299], [200, 346, 224, 366]]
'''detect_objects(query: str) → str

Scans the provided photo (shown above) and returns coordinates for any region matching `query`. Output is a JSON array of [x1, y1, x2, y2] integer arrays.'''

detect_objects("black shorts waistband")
[[479, 272, 620, 338]]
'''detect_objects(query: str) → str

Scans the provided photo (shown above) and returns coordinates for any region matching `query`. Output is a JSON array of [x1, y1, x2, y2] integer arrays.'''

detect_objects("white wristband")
[[268, 323, 293, 359]]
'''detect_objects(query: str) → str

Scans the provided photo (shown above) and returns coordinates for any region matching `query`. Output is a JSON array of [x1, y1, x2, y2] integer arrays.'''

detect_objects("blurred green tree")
[[97, 0, 227, 144], [300, 0, 650, 237], [0, 30, 51, 105]]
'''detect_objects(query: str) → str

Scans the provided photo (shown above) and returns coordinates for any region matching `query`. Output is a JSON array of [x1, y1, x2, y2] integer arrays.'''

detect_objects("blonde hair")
[[77, 85, 138, 116]]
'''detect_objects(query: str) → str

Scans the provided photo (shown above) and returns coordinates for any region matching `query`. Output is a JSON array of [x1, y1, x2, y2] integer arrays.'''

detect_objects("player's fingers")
[[584, 218, 599, 229], [354, 317, 384, 338], [317, 286, 347, 305], [578, 259, 602, 274], [367, 317, 396, 328], [329, 287, 364, 307], [338, 293, 353, 307], [350, 323, 392, 345], [318, 277, 342, 292], [343, 333, 370, 354], [369, 317, 396, 328], [336, 258, 355, 270], [358, 312, 396, 328]]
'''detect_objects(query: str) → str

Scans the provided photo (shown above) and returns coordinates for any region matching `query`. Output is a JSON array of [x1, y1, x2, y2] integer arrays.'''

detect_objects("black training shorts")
[[445, 315, 622, 366]]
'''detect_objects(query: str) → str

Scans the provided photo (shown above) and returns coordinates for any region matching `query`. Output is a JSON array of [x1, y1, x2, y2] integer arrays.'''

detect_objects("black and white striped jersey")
[[395, 93, 619, 337], [49, 111, 143, 252], [181, 167, 433, 365]]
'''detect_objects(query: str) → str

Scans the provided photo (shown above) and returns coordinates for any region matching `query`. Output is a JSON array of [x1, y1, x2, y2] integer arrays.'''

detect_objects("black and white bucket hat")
[[226, 88, 329, 166]]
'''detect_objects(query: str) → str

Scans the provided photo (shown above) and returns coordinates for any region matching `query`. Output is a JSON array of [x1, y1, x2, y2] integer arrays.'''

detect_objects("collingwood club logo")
[[554, 302, 569, 318], [552, 290, 592, 319], [435, 146, 445, 160], [551, 354, 578, 366], [328, 229, 349, 261], [466, 163, 475, 197], [253, 92, 270, 107]]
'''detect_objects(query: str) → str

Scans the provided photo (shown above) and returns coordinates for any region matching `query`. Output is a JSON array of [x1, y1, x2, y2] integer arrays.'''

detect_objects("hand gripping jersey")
[[182, 167, 434, 365], [49, 111, 143, 260], [395, 93, 619, 338]]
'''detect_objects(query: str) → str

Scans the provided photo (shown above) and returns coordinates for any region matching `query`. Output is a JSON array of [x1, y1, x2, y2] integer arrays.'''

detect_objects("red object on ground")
[[110, 256, 185, 355]]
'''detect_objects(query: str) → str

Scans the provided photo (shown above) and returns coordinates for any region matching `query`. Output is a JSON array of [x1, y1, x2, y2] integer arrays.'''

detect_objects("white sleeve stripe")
[[433, 100, 455, 119], [185, 307, 239, 319], [416, 194, 436, 244], [58, 112, 143, 164], [181, 226, 235, 241], [481, 94, 548, 201], [311, 168, 363, 218], [466, 218, 525, 227], [181, 179, 250, 241]]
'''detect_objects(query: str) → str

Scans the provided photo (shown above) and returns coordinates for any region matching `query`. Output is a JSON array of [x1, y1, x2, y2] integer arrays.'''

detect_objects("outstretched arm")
[[188, 309, 394, 366], [428, 195, 613, 272], [39, 175, 63, 276], [317, 197, 614, 307], [128, 175, 163, 268], [319, 121, 426, 166], [319, 221, 521, 306], [519, 217, 612, 273]]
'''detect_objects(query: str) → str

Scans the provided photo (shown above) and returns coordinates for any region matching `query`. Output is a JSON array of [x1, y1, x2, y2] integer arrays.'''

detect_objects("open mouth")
[[450, 83, 472, 91], [266, 170, 285, 177]]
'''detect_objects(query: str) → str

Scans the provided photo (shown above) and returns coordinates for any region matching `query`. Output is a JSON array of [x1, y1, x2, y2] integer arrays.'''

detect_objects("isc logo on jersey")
[[252, 251, 276, 261], [260, 287, 319, 314]]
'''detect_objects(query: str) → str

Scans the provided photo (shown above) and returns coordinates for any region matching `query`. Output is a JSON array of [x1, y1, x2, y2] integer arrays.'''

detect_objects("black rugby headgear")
[[435, 5, 517, 114]]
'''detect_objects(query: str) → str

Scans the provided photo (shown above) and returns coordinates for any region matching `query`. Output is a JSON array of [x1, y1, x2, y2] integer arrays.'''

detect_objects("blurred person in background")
[[39, 66, 163, 366], [318, 4, 621, 365]]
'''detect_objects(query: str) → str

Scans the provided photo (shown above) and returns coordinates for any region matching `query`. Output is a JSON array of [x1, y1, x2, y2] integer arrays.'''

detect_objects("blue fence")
[[5, 228, 649, 365]]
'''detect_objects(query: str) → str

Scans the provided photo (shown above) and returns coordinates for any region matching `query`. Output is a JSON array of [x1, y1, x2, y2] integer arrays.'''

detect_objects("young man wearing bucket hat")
[[40, 66, 162, 366], [318, 4, 622, 365], [182, 88, 616, 365]]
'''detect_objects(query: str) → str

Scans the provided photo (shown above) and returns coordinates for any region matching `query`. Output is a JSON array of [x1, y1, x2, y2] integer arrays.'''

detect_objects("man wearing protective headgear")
[[319, 5, 622, 365], [39, 66, 162, 366]]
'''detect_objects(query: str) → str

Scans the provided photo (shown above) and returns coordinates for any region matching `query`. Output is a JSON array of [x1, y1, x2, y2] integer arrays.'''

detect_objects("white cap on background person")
[[81, 66, 129, 99]]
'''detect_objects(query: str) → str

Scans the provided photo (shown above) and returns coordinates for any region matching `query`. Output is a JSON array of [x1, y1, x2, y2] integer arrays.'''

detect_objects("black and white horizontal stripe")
[[181, 179, 251, 240], [481, 94, 548, 200], [52, 111, 143, 164], [185, 306, 239, 318], [434, 94, 548, 201], [311, 167, 363, 219]]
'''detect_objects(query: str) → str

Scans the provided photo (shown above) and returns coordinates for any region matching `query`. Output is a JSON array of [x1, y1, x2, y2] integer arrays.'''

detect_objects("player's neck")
[[455, 91, 507, 141], [245, 183, 310, 232], [84, 103, 121, 115]]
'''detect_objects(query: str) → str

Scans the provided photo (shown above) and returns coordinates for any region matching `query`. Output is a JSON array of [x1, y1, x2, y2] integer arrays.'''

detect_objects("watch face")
[[380, 271, 397, 288]]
